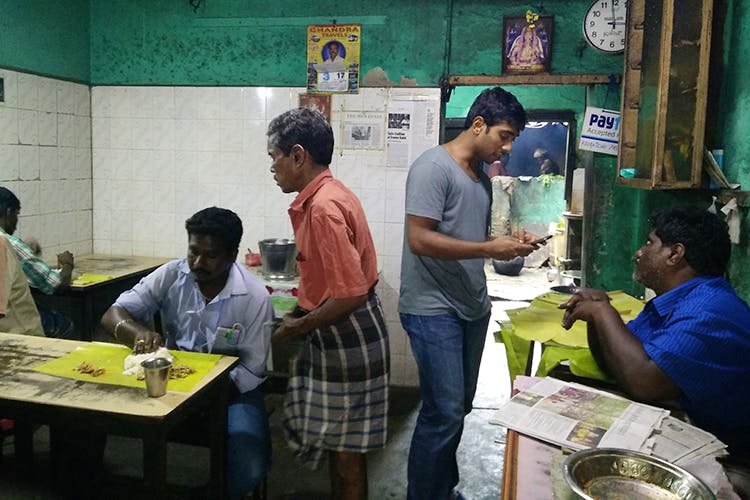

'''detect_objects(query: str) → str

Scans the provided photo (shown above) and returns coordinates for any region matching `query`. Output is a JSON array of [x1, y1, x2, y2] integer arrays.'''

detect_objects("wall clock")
[[582, 0, 627, 53]]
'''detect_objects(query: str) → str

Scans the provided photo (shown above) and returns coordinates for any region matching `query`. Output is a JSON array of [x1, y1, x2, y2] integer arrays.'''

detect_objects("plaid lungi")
[[282, 292, 390, 469]]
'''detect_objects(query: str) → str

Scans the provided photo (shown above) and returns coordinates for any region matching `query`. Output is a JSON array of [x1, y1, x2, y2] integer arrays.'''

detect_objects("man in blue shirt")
[[101, 206, 273, 499], [559, 207, 750, 458]]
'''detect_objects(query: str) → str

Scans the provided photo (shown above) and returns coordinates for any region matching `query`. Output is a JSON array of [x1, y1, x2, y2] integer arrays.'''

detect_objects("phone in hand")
[[531, 234, 554, 245]]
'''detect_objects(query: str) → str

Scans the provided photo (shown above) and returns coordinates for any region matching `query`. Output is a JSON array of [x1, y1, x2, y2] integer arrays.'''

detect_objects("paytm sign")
[[579, 107, 620, 156]]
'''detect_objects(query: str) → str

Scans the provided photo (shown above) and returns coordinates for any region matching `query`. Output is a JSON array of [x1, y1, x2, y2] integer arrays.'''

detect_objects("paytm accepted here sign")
[[579, 107, 619, 156]]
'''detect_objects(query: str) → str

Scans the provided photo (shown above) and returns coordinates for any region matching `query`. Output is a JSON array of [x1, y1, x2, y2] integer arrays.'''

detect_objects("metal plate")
[[563, 448, 715, 500]]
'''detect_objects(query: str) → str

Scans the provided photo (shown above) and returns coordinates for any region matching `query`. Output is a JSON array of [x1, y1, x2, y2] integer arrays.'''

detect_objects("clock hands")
[[584, 0, 625, 53]]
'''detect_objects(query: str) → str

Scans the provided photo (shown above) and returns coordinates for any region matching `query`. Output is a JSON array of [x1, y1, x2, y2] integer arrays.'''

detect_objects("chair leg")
[[0, 419, 10, 464]]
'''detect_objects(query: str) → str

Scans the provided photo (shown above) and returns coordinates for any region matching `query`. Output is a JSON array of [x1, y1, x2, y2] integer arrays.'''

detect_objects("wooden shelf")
[[718, 190, 749, 208], [563, 211, 583, 219], [447, 74, 620, 86]]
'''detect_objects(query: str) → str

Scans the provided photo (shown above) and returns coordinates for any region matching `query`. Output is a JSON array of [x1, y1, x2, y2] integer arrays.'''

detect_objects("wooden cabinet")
[[618, 0, 713, 189]]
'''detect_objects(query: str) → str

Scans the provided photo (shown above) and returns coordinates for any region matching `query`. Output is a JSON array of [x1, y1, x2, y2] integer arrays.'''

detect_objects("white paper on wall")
[[341, 112, 385, 149], [579, 106, 619, 156], [386, 96, 439, 168]]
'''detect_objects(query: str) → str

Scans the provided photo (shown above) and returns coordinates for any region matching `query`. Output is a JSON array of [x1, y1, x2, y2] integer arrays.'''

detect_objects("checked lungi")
[[282, 292, 390, 469]]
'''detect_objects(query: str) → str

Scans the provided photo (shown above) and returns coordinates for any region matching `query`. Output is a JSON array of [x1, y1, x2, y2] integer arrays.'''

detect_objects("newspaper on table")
[[647, 415, 727, 466], [489, 377, 669, 452], [492, 376, 727, 466]]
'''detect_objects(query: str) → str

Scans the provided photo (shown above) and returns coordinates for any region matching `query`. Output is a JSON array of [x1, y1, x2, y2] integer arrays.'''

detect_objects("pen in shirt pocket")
[[223, 323, 243, 345]]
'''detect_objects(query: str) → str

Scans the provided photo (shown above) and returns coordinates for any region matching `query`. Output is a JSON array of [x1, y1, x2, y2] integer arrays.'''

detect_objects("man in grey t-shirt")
[[399, 87, 539, 500]]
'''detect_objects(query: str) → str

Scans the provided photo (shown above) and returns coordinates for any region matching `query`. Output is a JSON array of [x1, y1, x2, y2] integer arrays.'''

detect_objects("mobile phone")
[[531, 234, 553, 245]]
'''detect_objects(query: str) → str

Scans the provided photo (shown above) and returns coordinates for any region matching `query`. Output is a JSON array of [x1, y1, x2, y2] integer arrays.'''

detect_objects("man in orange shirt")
[[267, 107, 389, 500]]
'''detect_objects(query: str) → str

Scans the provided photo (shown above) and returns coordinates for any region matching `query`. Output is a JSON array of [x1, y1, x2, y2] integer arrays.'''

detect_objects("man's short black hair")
[[0, 186, 21, 213], [464, 87, 527, 132], [185, 207, 242, 253], [648, 207, 730, 277], [266, 107, 334, 166]]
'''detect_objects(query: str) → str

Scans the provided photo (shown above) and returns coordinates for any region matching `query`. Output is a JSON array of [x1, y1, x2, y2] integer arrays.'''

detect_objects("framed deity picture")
[[502, 13, 553, 74]]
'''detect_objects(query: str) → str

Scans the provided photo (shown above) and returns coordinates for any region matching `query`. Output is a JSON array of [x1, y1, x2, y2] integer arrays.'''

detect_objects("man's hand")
[[57, 251, 74, 268], [486, 235, 537, 260], [132, 329, 163, 354], [272, 314, 307, 342], [558, 289, 613, 329], [56, 250, 75, 288]]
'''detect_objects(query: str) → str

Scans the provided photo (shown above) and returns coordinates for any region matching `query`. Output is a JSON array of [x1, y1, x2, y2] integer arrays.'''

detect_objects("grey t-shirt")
[[398, 145, 492, 320]]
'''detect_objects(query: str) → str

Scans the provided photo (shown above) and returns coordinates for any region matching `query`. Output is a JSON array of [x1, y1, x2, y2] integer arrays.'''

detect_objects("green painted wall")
[[89, 0, 447, 86], [586, 0, 750, 302], [86, 0, 622, 86], [0, 0, 89, 82], [717, 0, 750, 300], [2, 0, 748, 300]]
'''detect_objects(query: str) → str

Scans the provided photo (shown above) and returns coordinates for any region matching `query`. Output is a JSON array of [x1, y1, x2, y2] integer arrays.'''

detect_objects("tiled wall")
[[90, 85, 440, 386], [0, 69, 93, 257], [0, 72, 437, 385]]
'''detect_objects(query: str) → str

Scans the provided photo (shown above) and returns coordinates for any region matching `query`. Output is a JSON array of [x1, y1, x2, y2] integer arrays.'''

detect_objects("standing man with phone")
[[399, 87, 539, 499]]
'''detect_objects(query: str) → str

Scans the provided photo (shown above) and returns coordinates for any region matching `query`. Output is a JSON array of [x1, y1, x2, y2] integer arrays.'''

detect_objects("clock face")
[[583, 0, 627, 53]]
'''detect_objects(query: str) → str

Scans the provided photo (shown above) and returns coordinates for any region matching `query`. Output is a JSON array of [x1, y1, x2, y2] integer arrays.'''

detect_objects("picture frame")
[[502, 14, 553, 74]]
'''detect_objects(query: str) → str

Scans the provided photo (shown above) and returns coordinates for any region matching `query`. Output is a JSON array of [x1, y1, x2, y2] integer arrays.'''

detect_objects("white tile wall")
[[0, 69, 92, 257], [88, 85, 440, 385], [0, 74, 439, 386]]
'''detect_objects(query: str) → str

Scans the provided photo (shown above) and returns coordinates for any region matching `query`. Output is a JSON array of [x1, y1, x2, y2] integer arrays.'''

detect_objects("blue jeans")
[[401, 312, 490, 500], [39, 308, 75, 339], [227, 388, 272, 500]]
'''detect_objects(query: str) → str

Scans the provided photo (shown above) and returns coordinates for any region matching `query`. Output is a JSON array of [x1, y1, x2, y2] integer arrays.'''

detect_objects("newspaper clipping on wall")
[[386, 97, 439, 168], [342, 112, 384, 150]]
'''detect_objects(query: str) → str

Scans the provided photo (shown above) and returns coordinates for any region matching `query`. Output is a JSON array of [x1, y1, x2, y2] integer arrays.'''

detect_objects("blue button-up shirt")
[[628, 276, 750, 454], [114, 259, 273, 393]]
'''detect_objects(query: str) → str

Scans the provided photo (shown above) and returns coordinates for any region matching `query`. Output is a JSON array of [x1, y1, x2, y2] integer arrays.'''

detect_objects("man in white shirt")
[[101, 206, 273, 499]]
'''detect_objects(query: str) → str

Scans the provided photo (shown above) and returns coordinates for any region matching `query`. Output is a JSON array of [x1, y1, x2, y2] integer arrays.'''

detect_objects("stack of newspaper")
[[490, 377, 727, 466]]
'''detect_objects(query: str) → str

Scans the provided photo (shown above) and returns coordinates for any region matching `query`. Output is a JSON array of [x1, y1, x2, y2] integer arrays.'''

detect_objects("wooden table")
[[501, 429, 559, 499], [498, 380, 728, 499], [0, 332, 237, 498], [31, 254, 171, 340]]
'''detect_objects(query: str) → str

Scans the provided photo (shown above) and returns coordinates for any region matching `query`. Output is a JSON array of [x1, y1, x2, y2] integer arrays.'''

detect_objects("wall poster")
[[307, 24, 360, 94], [298, 93, 332, 122]]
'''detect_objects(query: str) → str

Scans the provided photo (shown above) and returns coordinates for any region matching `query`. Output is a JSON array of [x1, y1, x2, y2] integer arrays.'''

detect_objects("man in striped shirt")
[[559, 207, 750, 458], [0, 187, 75, 338]]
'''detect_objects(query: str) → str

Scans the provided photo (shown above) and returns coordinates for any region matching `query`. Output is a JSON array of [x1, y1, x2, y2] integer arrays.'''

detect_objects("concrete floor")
[[0, 267, 554, 500]]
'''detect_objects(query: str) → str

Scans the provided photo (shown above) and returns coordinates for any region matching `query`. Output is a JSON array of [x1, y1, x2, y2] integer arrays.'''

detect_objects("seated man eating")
[[101, 206, 273, 498], [559, 207, 750, 458]]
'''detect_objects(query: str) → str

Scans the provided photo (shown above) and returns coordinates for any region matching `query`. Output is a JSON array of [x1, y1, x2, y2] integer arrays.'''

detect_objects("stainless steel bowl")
[[563, 448, 715, 499]]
